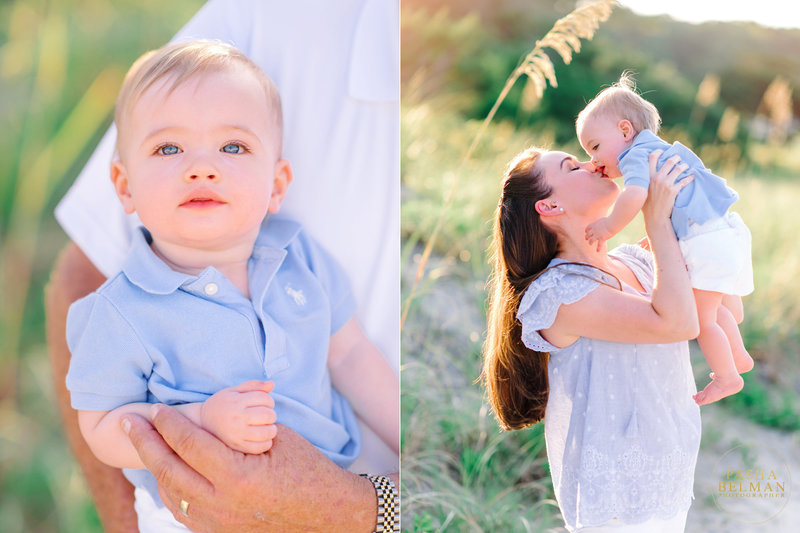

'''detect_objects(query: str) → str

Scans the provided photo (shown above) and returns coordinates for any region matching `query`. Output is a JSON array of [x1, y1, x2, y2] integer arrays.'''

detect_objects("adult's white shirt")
[[55, 0, 400, 473]]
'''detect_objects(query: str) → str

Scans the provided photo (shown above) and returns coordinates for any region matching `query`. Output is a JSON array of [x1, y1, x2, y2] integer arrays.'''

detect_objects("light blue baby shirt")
[[66, 217, 360, 505], [618, 129, 738, 239], [517, 245, 701, 531]]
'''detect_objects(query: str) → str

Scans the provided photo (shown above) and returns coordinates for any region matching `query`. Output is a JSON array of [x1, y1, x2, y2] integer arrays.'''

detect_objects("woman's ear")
[[535, 200, 563, 217], [618, 119, 635, 141], [110, 160, 136, 215]]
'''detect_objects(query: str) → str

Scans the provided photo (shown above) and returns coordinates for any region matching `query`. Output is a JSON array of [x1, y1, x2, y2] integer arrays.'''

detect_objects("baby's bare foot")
[[693, 374, 744, 406]]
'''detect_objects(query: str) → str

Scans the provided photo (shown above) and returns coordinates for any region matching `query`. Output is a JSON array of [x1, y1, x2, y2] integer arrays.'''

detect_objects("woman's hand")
[[122, 405, 380, 532], [642, 150, 693, 230]]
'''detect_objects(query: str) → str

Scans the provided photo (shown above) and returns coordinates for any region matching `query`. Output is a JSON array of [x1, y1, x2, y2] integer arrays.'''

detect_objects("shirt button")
[[204, 283, 219, 296]]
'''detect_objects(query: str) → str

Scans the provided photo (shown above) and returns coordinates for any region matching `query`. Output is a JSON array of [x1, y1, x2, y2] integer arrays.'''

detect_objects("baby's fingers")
[[246, 406, 277, 425], [234, 438, 274, 455], [231, 380, 274, 394], [241, 390, 275, 409], [244, 424, 278, 443]]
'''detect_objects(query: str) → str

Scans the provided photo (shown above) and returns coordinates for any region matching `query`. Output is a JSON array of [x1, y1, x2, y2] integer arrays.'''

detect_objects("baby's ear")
[[267, 159, 293, 214], [618, 119, 635, 140], [111, 160, 136, 214]]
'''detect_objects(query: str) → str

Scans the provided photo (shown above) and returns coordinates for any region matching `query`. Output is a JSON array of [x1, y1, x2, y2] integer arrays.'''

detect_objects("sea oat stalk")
[[402, 0, 617, 327]]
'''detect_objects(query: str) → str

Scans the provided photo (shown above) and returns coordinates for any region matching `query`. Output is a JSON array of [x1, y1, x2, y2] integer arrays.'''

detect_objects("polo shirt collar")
[[122, 219, 303, 295], [252, 216, 302, 253], [619, 129, 658, 162], [122, 228, 196, 294]]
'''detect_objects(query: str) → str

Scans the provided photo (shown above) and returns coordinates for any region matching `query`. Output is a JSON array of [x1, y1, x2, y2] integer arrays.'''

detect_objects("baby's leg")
[[721, 293, 743, 323], [692, 289, 743, 406], [718, 299, 753, 373], [709, 296, 753, 378]]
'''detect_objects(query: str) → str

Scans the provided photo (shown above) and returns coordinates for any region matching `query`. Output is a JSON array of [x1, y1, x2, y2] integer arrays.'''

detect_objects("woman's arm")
[[328, 318, 400, 455], [544, 152, 699, 347]]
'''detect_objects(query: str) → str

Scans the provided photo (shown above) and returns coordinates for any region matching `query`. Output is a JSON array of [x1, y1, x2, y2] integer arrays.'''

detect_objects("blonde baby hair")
[[114, 39, 283, 157], [576, 71, 661, 136]]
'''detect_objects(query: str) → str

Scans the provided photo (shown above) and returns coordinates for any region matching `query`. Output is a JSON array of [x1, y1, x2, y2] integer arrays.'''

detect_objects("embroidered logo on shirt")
[[285, 284, 306, 306]]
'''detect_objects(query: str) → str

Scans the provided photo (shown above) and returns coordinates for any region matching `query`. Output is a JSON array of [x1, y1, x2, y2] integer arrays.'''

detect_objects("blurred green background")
[[0, 1, 201, 531], [401, 0, 800, 531]]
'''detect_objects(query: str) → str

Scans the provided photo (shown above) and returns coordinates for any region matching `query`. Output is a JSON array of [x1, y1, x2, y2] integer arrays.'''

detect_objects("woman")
[[482, 147, 701, 532]]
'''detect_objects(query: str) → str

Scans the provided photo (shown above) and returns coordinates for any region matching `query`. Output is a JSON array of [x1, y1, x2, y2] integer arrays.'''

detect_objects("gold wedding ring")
[[179, 499, 190, 516]]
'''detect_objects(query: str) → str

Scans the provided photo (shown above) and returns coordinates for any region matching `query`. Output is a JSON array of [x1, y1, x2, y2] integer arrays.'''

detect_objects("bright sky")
[[619, 0, 800, 30]]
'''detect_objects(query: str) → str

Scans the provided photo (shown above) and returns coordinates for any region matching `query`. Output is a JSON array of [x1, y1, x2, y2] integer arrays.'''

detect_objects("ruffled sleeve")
[[517, 264, 618, 352]]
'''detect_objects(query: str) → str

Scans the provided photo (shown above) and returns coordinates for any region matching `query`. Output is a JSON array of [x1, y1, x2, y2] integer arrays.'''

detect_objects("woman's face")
[[537, 150, 619, 219]]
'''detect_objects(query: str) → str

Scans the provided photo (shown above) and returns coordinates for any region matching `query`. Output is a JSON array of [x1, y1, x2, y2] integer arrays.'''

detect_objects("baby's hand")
[[585, 218, 614, 251], [200, 380, 277, 454]]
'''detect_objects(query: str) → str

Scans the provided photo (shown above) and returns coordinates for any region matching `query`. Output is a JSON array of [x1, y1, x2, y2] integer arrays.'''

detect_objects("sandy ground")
[[686, 400, 799, 532]]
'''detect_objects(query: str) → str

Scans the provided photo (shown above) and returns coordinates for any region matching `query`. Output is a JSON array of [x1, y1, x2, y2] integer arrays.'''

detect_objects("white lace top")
[[517, 245, 701, 531]]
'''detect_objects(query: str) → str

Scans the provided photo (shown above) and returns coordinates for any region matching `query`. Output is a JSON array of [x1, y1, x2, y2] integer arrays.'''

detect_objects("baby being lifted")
[[576, 73, 754, 406]]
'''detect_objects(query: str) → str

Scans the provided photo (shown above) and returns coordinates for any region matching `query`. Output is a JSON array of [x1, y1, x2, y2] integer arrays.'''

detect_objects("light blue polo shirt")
[[66, 217, 360, 505], [618, 129, 738, 239]]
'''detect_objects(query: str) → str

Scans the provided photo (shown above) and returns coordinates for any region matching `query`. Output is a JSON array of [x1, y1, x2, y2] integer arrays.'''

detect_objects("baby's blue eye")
[[222, 143, 243, 154], [158, 145, 180, 156]]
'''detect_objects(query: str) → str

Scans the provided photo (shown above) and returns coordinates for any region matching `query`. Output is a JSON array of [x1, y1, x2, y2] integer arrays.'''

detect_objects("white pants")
[[574, 510, 688, 533], [133, 487, 190, 533], [678, 211, 753, 296]]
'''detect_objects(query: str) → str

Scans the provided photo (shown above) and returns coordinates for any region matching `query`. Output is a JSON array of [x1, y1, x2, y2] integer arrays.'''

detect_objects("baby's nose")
[[188, 172, 217, 180], [184, 156, 219, 182]]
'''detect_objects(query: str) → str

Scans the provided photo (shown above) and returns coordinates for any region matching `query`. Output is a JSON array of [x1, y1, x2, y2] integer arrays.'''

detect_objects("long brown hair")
[[481, 146, 558, 430]]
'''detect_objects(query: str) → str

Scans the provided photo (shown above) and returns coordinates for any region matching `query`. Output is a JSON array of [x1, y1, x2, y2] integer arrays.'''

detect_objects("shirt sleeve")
[[618, 147, 652, 189], [517, 265, 617, 352], [65, 291, 153, 411], [294, 231, 357, 335]]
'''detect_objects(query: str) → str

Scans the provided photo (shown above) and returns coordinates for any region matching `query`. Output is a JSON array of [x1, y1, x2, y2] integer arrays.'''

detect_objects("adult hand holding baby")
[[641, 150, 692, 228], [123, 406, 378, 532]]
